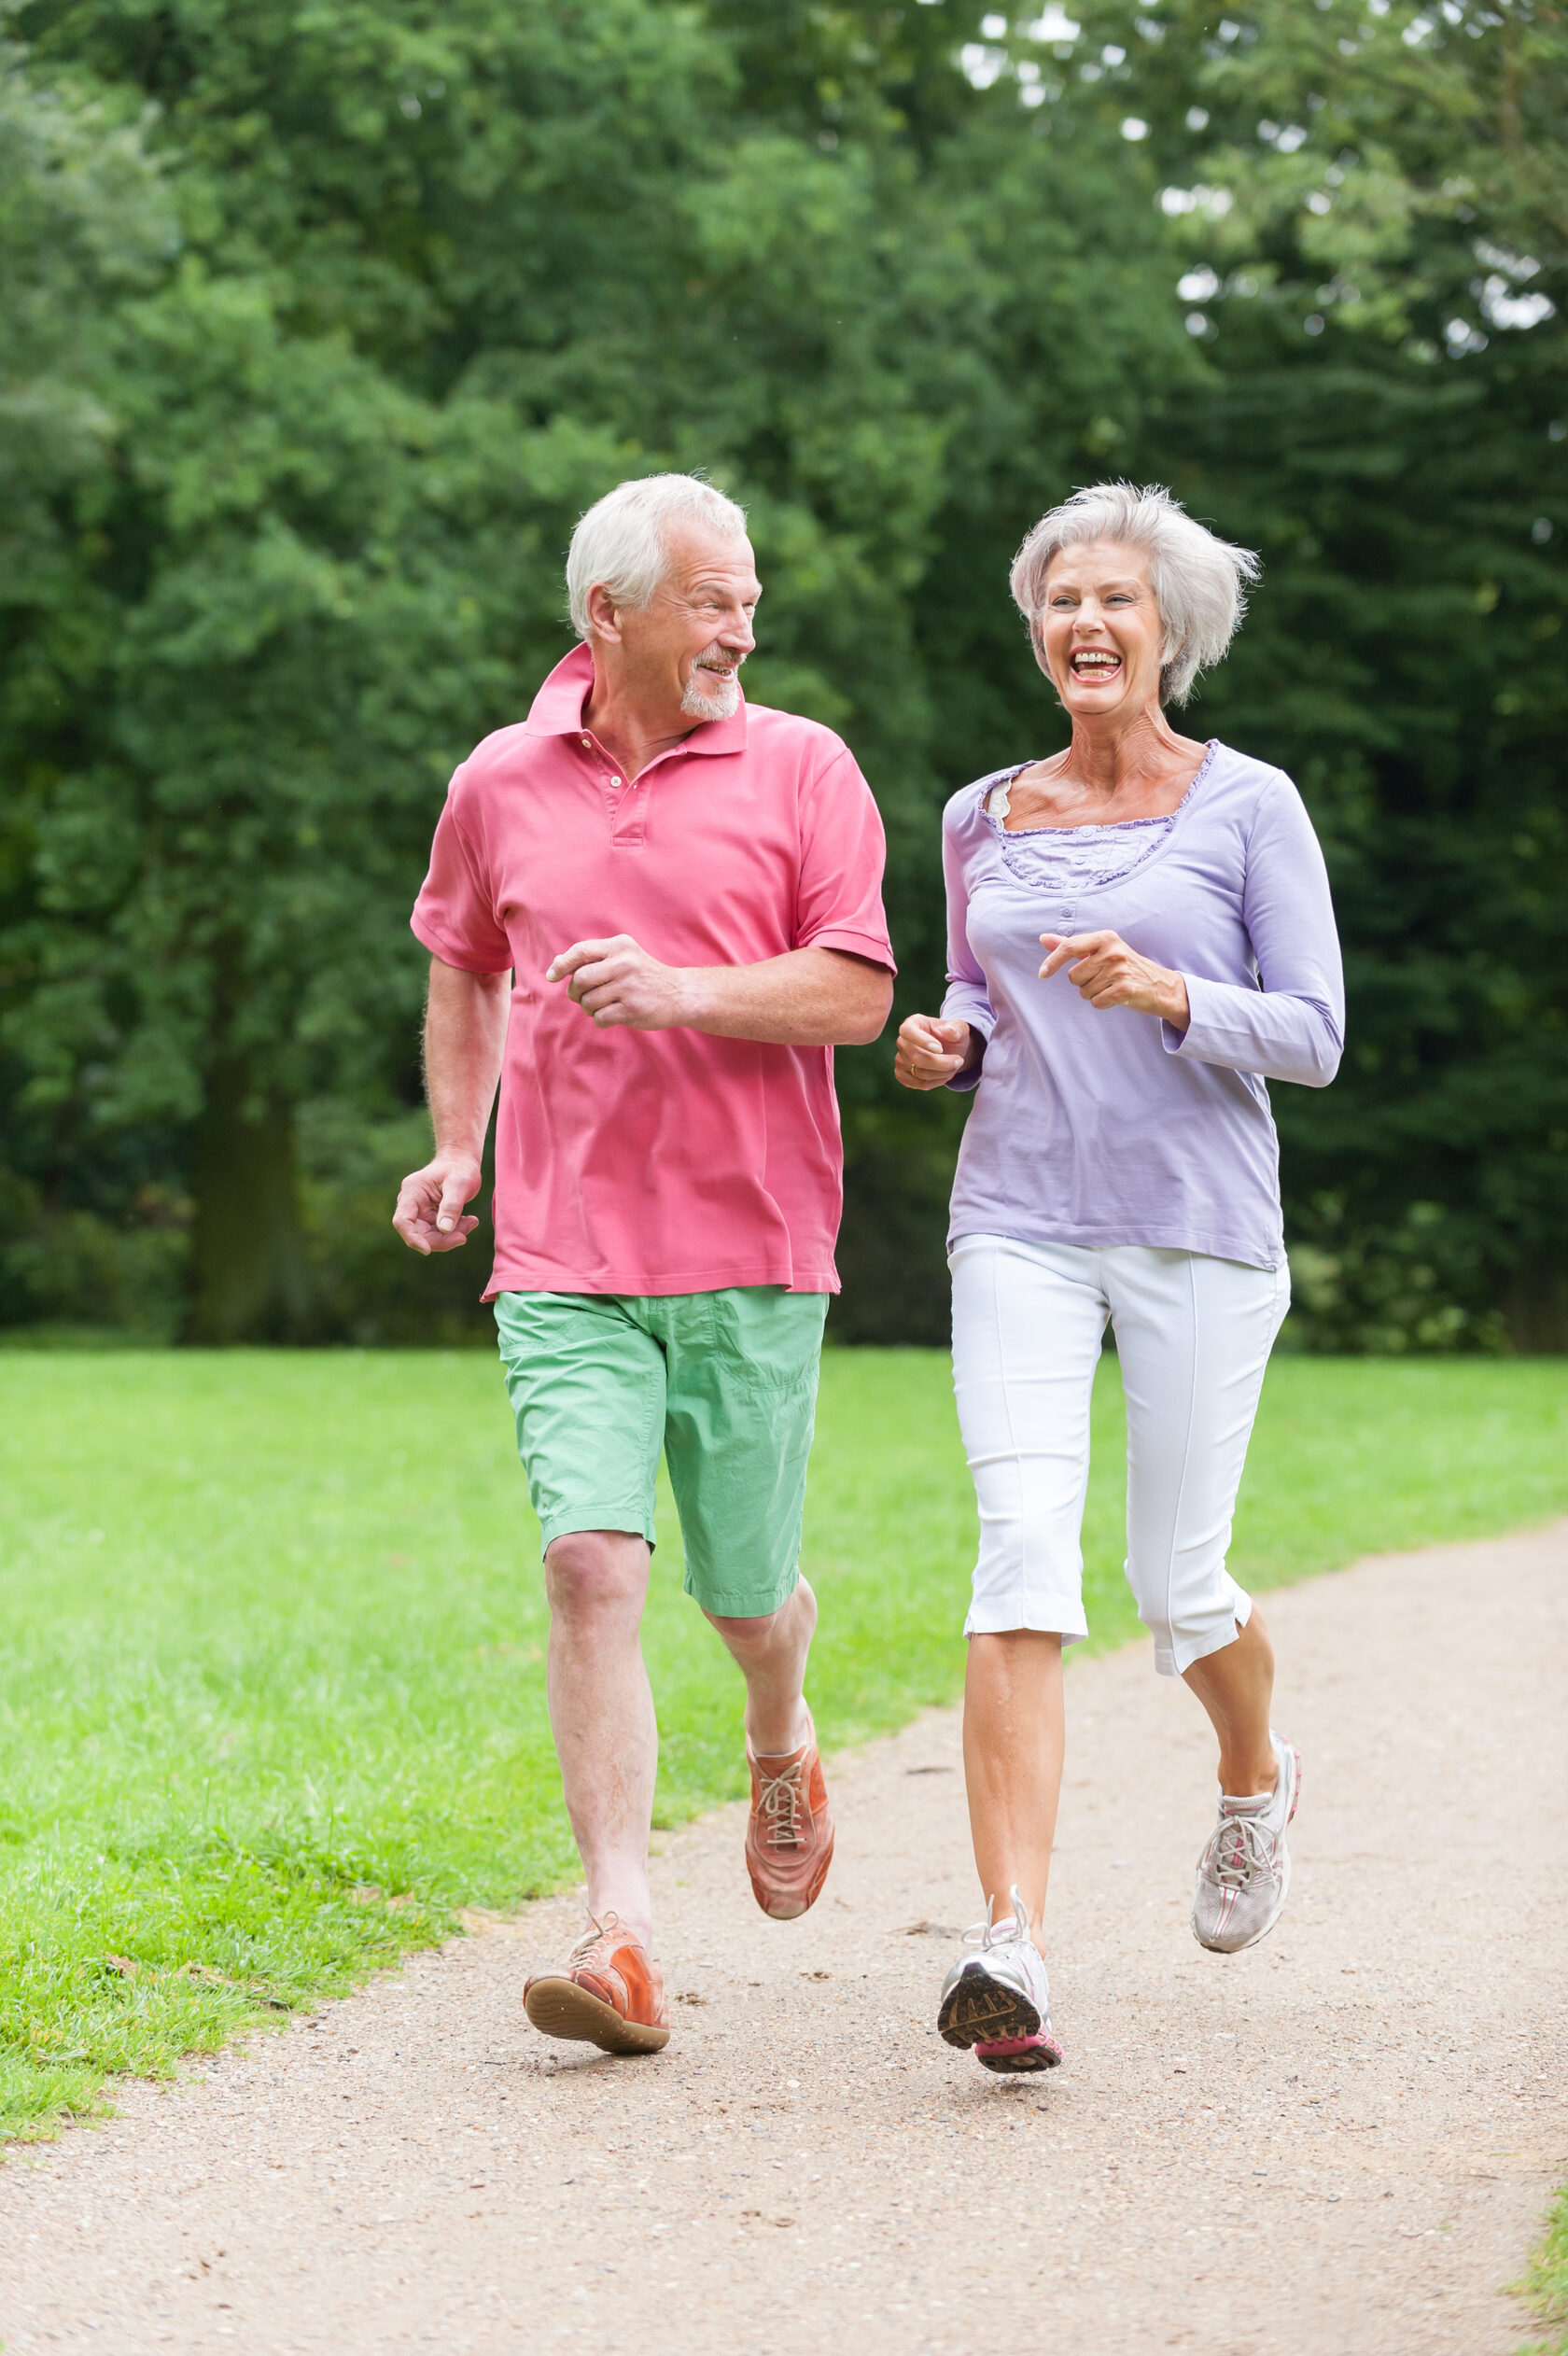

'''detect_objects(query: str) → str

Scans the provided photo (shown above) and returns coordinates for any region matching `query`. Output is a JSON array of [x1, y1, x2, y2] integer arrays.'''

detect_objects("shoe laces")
[[1198, 1807, 1276, 1892], [962, 1884, 1032, 1952], [754, 1755, 808, 1850], [567, 1911, 630, 1968]]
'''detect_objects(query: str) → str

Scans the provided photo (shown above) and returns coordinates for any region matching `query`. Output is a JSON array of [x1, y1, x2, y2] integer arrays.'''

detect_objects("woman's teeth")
[[1071, 651, 1122, 677]]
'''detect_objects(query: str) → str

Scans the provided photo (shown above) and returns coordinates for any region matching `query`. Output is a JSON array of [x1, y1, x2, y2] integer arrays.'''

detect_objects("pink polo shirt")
[[411, 645, 895, 1299]]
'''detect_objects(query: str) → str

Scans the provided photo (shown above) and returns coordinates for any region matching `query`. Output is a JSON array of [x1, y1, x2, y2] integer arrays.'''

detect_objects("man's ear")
[[585, 582, 625, 643]]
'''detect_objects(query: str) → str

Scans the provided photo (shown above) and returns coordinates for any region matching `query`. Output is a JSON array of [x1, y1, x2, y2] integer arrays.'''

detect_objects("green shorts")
[[494, 1285, 829, 1620]]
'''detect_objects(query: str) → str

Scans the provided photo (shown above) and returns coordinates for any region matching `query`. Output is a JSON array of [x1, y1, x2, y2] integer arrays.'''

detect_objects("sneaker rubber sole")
[[938, 1963, 1060, 2068], [974, 2031, 1064, 2075], [523, 1975, 671, 2055]]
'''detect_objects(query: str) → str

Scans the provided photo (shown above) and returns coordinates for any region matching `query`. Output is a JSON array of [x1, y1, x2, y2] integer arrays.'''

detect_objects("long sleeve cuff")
[[1163, 973, 1343, 1088], [940, 989, 994, 1094]]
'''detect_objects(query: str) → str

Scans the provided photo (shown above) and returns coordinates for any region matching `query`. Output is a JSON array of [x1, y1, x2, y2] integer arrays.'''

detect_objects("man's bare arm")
[[392, 957, 511, 1255], [545, 938, 891, 1046]]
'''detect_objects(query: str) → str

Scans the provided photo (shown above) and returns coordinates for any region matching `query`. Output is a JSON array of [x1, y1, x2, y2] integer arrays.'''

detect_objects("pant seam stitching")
[[1162, 1251, 1203, 1672]]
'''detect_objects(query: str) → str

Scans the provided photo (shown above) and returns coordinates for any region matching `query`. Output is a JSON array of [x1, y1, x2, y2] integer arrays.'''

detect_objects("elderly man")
[[394, 473, 894, 2055]]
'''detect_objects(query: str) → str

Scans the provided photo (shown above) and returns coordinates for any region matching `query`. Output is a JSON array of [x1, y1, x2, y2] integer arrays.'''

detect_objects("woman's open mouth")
[[1069, 649, 1123, 682]]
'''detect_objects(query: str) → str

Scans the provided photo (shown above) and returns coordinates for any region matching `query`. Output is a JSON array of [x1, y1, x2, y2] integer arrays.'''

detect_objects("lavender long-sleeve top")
[[940, 740, 1344, 1271]]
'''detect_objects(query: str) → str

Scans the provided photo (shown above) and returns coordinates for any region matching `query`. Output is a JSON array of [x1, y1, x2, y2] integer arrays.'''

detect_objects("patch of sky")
[[1020, 5, 1081, 37], [960, 42, 1009, 86], [1159, 184, 1234, 217], [1178, 266, 1221, 302]]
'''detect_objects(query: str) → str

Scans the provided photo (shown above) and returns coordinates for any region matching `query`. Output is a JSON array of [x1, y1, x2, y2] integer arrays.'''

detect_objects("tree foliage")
[[0, 0, 1562, 1348]]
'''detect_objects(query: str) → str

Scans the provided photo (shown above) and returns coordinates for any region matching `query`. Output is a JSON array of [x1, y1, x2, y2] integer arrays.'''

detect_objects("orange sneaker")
[[524, 1914, 671, 2055], [745, 1721, 834, 1920]]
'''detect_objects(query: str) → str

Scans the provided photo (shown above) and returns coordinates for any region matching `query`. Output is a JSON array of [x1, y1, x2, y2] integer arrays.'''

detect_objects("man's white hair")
[[1009, 482, 1261, 705], [566, 473, 749, 639]]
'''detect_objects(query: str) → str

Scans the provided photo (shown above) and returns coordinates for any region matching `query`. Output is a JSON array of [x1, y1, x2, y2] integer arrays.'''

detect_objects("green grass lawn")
[[1, 1348, 1565, 2146], [1523, 2188, 1568, 2356]]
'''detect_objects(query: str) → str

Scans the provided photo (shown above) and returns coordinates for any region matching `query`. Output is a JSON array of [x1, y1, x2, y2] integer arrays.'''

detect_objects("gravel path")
[[2, 1522, 1565, 2355]]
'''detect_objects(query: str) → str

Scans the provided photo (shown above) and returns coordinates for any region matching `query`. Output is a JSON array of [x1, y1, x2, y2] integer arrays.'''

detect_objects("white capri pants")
[[950, 1234, 1291, 1676]]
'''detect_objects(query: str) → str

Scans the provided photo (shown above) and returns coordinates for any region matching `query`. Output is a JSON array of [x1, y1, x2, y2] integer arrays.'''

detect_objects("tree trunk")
[[189, 1063, 313, 1343], [1504, 1266, 1568, 1354]]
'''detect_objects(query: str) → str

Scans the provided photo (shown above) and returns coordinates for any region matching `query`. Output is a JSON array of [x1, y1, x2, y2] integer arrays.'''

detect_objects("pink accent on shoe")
[[976, 2031, 1060, 2060], [974, 2026, 1064, 2074]]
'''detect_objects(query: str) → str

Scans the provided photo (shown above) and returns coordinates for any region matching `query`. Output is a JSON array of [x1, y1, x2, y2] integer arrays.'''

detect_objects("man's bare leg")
[[544, 1529, 657, 1950], [704, 1576, 818, 1755], [707, 1577, 833, 1918]]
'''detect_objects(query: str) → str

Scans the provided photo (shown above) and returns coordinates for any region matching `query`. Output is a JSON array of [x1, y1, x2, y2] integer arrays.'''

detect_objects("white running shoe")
[[1191, 1732, 1300, 1954], [937, 1886, 1063, 2073]]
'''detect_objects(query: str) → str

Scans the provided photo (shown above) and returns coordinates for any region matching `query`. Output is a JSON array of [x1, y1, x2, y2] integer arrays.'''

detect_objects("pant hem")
[[539, 1508, 657, 1553], [964, 1610, 1088, 1643], [683, 1564, 801, 1620], [1158, 1594, 1252, 1678]]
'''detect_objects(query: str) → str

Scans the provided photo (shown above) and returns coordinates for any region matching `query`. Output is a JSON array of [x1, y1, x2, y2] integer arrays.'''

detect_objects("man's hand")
[[893, 1013, 977, 1090], [547, 934, 693, 1031], [1039, 931, 1190, 1031], [393, 1149, 483, 1255]]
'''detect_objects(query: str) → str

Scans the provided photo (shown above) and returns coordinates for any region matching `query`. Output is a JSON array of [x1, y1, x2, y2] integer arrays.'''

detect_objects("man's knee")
[[706, 1579, 814, 1654], [544, 1530, 649, 1626], [707, 1605, 780, 1652]]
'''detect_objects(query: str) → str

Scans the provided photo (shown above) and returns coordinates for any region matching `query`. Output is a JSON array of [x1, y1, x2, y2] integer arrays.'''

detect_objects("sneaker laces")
[[567, 1911, 630, 1968], [1197, 1808, 1277, 1892], [962, 1884, 1032, 1952], [754, 1756, 808, 1850]]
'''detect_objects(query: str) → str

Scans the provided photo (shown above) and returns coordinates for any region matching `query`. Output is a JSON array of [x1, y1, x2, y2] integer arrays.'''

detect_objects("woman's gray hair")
[[567, 473, 749, 639], [1009, 482, 1261, 705]]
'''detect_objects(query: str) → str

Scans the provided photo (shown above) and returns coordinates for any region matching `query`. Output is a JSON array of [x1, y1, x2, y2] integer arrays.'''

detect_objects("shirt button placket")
[[610, 765, 645, 848]]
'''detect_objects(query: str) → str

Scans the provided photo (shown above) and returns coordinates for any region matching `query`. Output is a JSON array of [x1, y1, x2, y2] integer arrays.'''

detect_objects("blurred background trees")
[[0, 0, 1562, 1350]]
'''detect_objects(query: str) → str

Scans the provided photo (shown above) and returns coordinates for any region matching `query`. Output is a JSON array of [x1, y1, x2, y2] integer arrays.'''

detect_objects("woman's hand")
[[1039, 932, 1190, 1031], [894, 1013, 978, 1090]]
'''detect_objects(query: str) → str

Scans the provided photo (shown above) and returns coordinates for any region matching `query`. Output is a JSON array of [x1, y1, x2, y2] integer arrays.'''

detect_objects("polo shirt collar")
[[524, 642, 749, 754]]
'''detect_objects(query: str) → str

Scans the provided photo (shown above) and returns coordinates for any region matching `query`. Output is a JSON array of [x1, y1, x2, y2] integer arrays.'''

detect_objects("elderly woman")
[[895, 483, 1343, 2074]]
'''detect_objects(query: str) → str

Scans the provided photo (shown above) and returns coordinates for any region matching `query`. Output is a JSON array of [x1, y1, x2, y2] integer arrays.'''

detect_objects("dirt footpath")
[[2, 1524, 1565, 2356]]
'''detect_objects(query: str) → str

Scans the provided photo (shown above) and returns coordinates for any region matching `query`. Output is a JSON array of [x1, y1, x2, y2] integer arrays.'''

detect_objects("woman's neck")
[[1057, 704, 1198, 803]]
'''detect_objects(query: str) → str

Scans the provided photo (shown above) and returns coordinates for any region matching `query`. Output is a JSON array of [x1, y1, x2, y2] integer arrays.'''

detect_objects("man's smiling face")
[[598, 522, 761, 728]]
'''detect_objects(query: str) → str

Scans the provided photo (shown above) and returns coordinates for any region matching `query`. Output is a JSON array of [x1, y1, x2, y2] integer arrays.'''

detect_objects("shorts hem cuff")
[[684, 1566, 801, 1620], [539, 1509, 657, 1552]]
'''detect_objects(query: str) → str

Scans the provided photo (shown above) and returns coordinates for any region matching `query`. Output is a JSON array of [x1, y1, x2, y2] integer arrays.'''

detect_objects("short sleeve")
[[794, 747, 896, 971], [411, 768, 513, 974]]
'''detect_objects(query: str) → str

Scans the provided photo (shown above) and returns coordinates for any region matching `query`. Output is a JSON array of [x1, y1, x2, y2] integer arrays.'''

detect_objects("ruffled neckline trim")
[[979, 738, 1218, 837]]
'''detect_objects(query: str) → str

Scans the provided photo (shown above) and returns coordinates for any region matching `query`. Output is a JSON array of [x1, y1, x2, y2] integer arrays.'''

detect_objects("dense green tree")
[[0, 0, 1185, 1340], [0, 0, 1562, 1349]]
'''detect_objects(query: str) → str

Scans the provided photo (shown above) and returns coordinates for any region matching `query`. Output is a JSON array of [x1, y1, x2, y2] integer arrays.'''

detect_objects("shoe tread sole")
[[937, 1964, 1042, 2051], [524, 1975, 670, 2054], [976, 2039, 1063, 2074]]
